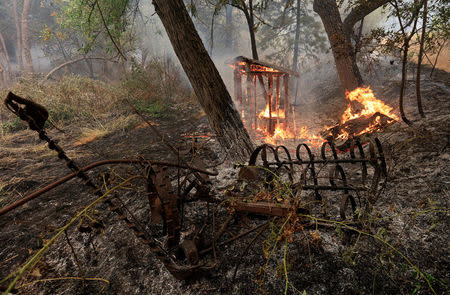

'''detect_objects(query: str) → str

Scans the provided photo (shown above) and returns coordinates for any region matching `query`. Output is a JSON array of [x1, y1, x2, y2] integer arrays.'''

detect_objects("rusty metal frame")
[[2, 92, 390, 282]]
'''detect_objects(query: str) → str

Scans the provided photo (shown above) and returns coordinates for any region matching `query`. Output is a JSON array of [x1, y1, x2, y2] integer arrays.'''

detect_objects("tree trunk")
[[399, 42, 412, 125], [292, 0, 301, 73], [416, 0, 427, 118], [152, 0, 253, 161], [225, 3, 233, 50], [22, 0, 33, 72], [0, 32, 11, 74], [313, 0, 363, 92], [13, 0, 23, 71], [242, 1, 258, 60]]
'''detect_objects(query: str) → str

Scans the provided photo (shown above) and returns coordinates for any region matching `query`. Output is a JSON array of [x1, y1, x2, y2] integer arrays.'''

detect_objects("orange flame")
[[329, 86, 399, 140], [341, 86, 399, 122], [258, 104, 286, 119], [250, 64, 279, 73]]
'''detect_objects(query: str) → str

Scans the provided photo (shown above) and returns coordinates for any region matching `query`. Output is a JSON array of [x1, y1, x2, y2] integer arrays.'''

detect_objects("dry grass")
[[0, 60, 191, 141]]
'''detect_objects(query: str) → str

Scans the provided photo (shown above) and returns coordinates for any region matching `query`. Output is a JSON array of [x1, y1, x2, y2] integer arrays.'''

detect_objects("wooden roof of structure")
[[232, 56, 299, 77]]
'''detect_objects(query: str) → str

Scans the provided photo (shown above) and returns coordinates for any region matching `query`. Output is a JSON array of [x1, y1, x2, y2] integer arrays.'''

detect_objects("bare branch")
[[96, 1, 127, 60], [44, 57, 116, 80]]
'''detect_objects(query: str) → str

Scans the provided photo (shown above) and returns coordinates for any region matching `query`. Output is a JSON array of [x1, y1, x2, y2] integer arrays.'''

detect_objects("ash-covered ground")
[[0, 66, 449, 294]]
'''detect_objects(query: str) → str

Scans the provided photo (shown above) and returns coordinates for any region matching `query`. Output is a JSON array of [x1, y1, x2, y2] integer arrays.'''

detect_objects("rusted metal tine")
[[232, 201, 309, 217], [0, 159, 217, 217], [199, 222, 269, 255], [238, 139, 387, 221]]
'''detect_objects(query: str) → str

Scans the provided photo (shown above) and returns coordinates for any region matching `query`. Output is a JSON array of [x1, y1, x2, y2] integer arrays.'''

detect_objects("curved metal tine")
[[276, 145, 294, 182], [349, 138, 356, 159], [328, 165, 337, 188], [300, 166, 308, 186], [296, 143, 314, 164], [367, 138, 384, 204], [355, 139, 367, 185], [334, 165, 357, 220], [297, 143, 321, 200], [375, 138, 387, 178], [369, 161, 381, 204], [248, 144, 268, 166], [321, 141, 338, 161], [332, 164, 349, 194], [340, 193, 357, 220], [264, 145, 277, 167], [296, 143, 312, 183], [368, 138, 377, 162]]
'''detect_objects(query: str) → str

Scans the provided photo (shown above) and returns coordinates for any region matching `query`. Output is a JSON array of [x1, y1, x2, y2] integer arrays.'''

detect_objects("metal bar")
[[261, 158, 380, 165], [0, 159, 217, 217], [199, 222, 269, 255], [300, 185, 367, 191], [232, 201, 309, 216]]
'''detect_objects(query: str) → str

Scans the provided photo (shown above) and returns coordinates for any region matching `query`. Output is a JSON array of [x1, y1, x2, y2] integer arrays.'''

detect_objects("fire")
[[341, 86, 399, 122], [256, 86, 397, 146], [257, 124, 324, 147], [229, 61, 281, 75], [326, 86, 399, 140], [258, 104, 285, 118], [250, 64, 279, 73]]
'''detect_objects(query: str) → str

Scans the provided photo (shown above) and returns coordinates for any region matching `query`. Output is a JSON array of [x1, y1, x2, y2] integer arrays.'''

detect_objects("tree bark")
[[13, 0, 23, 71], [393, 0, 423, 125], [416, 0, 427, 118], [313, 0, 363, 92], [292, 0, 301, 73], [399, 42, 412, 125], [343, 0, 390, 36], [0, 32, 11, 74], [225, 3, 233, 50], [22, 0, 33, 72], [242, 0, 259, 60], [152, 0, 253, 161]]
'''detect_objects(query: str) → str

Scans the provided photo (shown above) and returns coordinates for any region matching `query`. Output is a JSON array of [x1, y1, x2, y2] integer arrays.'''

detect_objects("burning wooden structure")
[[230, 56, 299, 137]]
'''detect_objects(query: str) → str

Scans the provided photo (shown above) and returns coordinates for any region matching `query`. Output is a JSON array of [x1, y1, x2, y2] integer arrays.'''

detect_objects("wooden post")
[[268, 75, 273, 135], [254, 75, 257, 129], [283, 74, 290, 122], [247, 69, 252, 124], [276, 75, 280, 125], [234, 67, 242, 104]]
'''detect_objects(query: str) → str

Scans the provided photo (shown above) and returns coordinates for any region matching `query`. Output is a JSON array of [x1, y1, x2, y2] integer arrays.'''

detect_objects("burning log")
[[322, 112, 393, 141]]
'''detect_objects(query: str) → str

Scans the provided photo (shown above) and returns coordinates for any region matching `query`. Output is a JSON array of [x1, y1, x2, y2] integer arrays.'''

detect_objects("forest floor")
[[0, 66, 449, 295]]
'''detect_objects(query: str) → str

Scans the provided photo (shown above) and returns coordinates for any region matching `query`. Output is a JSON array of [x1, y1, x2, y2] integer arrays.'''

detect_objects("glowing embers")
[[322, 86, 399, 141], [250, 64, 280, 73]]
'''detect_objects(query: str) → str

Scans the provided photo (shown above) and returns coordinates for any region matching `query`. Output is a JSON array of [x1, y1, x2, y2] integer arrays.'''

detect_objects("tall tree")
[[225, 3, 234, 50], [313, 0, 363, 91], [22, 0, 33, 72], [391, 0, 424, 125], [292, 0, 301, 73], [313, 0, 390, 91], [152, 0, 253, 160], [13, 0, 23, 71], [416, 0, 428, 118], [0, 31, 11, 75]]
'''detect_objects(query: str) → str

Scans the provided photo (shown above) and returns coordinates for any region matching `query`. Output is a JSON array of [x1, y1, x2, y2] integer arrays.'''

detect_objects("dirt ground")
[[0, 66, 449, 294]]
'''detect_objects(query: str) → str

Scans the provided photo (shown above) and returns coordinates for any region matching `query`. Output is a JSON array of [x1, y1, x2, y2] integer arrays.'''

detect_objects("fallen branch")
[[44, 57, 116, 80]]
